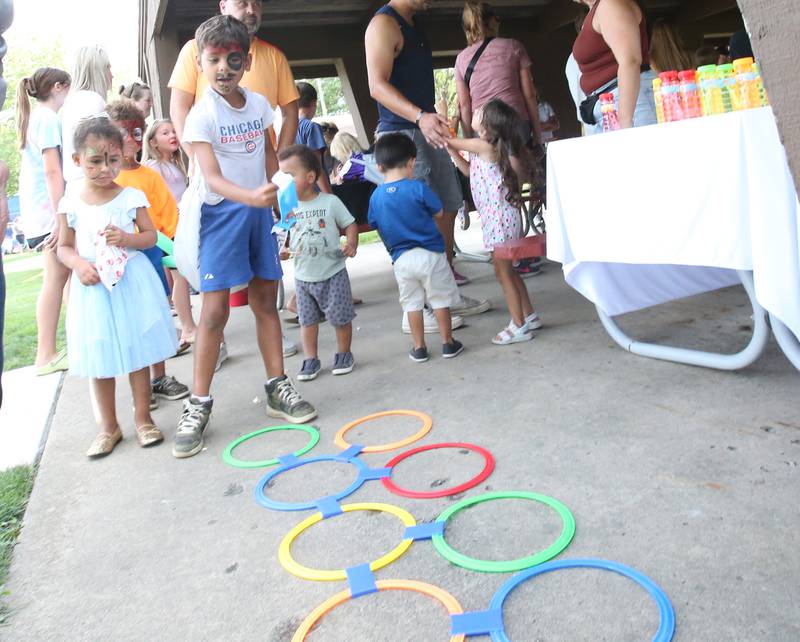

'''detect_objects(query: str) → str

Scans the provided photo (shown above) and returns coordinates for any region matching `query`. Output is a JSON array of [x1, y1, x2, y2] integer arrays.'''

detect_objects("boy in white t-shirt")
[[175, 15, 316, 459]]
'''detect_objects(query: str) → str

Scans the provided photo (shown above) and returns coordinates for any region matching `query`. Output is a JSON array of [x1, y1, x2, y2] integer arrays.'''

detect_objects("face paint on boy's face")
[[200, 45, 247, 94], [227, 51, 244, 71]]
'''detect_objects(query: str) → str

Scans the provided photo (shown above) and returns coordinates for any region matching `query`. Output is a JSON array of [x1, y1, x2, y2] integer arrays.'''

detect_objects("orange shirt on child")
[[116, 165, 179, 239]]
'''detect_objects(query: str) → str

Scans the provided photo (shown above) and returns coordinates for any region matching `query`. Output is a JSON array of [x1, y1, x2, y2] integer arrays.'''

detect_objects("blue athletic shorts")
[[198, 199, 283, 292], [141, 245, 170, 296]]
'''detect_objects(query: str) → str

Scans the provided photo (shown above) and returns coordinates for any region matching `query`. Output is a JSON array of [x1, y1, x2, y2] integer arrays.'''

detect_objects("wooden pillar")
[[737, 0, 800, 186]]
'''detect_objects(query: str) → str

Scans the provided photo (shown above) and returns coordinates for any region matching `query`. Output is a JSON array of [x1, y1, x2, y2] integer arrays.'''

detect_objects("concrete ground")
[[0, 367, 63, 471], [3, 227, 799, 641]]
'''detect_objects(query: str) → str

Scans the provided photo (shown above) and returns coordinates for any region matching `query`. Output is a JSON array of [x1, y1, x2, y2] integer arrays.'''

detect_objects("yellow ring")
[[278, 502, 417, 581], [334, 410, 433, 453], [291, 579, 466, 642]]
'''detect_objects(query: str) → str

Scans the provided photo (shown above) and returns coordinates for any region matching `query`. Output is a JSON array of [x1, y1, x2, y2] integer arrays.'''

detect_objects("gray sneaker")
[[172, 397, 213, 459], [265, 375, 318, 423], [297, 358, 321, 381], [452, 295, 491, 316], [332, 351, 355, 375], [152, 375, 190, 400]]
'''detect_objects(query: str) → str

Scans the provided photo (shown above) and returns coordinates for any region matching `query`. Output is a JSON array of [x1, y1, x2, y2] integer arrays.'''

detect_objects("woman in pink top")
[[455, 1, 542, 143]]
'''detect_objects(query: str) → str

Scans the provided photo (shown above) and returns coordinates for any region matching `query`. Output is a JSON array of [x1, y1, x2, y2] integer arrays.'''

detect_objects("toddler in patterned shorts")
[[277, 144, 359, 381]]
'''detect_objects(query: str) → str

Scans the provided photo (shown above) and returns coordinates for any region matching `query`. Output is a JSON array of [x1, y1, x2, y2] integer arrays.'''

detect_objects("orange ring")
[[291, 579, 465, 642], [334, 410, 433, 454]]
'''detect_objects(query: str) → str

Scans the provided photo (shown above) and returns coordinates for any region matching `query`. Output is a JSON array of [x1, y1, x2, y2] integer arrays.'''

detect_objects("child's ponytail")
[[16, 77, 34, 150], [481, 98, 538, 208], [15, 67, 72, 150]]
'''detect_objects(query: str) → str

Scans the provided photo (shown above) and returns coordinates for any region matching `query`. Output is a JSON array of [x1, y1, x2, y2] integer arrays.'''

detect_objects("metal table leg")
[[769, 313, 800, 371], [596, 270, 770, 371]]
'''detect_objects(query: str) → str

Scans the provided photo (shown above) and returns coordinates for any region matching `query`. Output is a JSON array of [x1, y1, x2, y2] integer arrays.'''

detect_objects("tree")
[[297, 76, 348, 117], [0, 35, 67, 196]]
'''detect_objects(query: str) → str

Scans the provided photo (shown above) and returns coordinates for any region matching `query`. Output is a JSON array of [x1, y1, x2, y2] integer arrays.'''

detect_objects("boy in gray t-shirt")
[[278, 145, 359, 381]]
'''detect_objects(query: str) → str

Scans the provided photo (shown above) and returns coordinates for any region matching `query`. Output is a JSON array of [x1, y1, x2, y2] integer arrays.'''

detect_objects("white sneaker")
[[402, 307, 464, 334], [214, 341, 228, 372], [452, 295, 491, 316], [525, 312, 543, 330], [492, 321, 533, 345], [282, 335, 298, 358]]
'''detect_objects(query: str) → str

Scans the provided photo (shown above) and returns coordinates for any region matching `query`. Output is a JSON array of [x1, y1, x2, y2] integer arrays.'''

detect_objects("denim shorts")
[[377, 128, 463, 212], [589, 70, 658, 136], [198, 199, 282, 292]]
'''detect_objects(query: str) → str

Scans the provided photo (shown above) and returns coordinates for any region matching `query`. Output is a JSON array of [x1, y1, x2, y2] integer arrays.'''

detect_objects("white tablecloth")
[[546, 107, 800, 340]]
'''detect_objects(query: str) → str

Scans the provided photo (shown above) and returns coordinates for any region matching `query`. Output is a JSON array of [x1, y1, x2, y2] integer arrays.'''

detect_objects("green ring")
[[431, 491, 576, 573], [222, 425, 320, 469]]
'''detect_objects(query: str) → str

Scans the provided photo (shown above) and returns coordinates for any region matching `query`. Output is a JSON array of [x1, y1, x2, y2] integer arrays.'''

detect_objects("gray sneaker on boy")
[[172, 397, 213, 459], [265, 375, 318, 423]]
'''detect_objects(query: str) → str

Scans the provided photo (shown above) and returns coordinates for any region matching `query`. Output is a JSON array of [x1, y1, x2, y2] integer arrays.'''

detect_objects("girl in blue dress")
[[57, 116, 177, 458]]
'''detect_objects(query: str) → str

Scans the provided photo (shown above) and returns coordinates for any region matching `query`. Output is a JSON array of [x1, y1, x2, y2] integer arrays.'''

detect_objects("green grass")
[[3, 268, 66, 371], [2, 252, 41, 265], [0, 465, 35, 623], [358, 230, 381, 246]]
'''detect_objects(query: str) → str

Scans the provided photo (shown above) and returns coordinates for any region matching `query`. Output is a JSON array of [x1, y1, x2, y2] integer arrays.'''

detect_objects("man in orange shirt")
[[168, 0, 299, 151]]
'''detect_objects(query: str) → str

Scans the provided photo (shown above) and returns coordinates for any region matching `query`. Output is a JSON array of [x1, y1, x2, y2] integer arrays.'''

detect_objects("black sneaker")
[[172, 397, 213, 459], [297, 358, 321, 381], [265, 375, 318, 423], [409, 346, 430, 363], [442, 340, 465, 359], [332, 352, 355, 375], [152, 375, 190, 400]]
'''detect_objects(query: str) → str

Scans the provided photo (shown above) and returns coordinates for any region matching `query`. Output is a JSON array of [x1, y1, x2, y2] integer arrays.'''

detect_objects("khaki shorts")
[[393, 247, 460, 312]]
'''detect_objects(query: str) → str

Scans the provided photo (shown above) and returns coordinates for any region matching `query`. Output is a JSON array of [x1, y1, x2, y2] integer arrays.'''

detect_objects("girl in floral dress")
[[447, 98, 542, 345]]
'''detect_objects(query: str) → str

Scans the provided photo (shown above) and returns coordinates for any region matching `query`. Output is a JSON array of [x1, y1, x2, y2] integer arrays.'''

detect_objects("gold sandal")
[[135, 423, 164, 447], [87, 427, 123, 458]]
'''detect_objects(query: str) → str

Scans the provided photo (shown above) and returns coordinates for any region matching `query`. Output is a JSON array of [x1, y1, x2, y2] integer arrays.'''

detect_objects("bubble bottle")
[[716, 63, 738, 111], [733, 57, 760, 109], [678, 70, 703, 119], [653, 77, 665, 124], [697, 65, 723, 116], [599, 93, 619, 132], [659, 71, 683, 122], [753, 63, 769, 106]]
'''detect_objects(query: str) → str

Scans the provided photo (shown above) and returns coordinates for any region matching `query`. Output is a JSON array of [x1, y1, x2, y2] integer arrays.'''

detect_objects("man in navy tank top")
[[365, 0, 491, 321]]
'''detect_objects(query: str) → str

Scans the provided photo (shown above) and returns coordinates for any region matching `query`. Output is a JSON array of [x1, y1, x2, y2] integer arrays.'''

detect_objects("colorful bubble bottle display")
[[733, 57, 762, 110], [753, 63, 769, 107], [652, 77, 665, 124], [659, 71, 683, 122], [678, 70, 703, 119], [599, 93, 619, 132], [716, 63, 738, 111], [697, 65, 724, 116]]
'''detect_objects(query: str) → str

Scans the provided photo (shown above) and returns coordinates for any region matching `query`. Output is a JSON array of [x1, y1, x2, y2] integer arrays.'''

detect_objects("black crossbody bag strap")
[[464, 37, 495, 88]]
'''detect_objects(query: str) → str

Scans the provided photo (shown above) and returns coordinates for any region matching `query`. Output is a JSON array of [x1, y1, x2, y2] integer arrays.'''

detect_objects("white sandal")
[[492, 323, 533, 345]]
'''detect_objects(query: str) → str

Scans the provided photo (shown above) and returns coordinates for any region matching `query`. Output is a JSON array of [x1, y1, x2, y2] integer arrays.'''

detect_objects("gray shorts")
[[378, 128, 463, 212], [295, 268, 356, 327]]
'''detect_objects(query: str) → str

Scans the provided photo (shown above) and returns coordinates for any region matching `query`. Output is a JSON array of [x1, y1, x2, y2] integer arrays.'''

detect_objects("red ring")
[[381, 442, 496, 499]]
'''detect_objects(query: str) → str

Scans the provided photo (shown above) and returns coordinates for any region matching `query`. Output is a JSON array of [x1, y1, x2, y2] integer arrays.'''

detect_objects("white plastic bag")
[[173, 171, 206, 292]]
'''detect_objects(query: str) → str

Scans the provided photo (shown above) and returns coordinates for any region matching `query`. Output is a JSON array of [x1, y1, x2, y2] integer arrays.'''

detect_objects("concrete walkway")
[[3, 231, 799, 641], [0, 367, 63, 471]]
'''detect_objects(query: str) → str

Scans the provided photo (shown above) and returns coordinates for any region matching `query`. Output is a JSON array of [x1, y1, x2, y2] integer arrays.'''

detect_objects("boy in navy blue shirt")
[[295, 82, 332, 194], [368, 133, 464, 362]]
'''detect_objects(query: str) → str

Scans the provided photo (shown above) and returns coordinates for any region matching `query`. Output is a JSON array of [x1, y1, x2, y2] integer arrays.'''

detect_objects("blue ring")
[[488, 558, 675, 642], [254, 454, 369, 512]]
